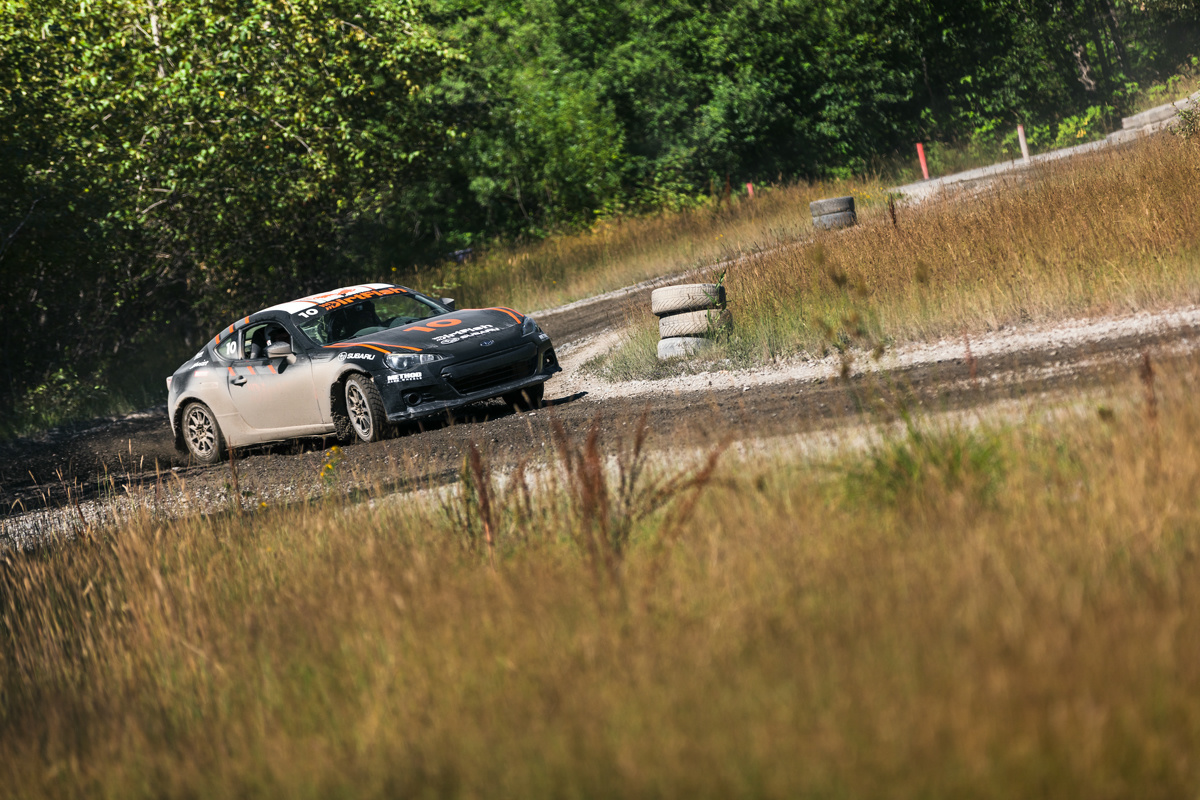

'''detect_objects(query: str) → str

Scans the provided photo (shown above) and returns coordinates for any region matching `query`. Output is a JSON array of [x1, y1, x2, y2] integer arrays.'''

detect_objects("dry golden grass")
[[400, 178, 890, 313], [592, 133, 1200, 378], [5, 355, 1200, 796]]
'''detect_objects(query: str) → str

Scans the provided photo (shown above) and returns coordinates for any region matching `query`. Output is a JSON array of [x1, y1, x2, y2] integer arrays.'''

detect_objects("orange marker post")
[[916, 142, 929, 181], [745, 182, 754, 198]]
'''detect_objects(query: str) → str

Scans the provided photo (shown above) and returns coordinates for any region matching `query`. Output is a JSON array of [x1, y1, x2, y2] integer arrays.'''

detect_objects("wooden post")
[[1017, 124, 1030, 163]]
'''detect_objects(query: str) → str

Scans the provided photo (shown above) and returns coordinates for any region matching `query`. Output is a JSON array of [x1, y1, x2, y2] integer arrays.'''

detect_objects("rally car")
[[167, 284, 560, 464]]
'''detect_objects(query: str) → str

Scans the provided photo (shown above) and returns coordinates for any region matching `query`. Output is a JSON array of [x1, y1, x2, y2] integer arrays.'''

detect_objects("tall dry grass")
[[5, 355, 1200, 796], [595, 134, 1200, 379], [399, 178, 889, 313], [739, 134, 1200, 345]]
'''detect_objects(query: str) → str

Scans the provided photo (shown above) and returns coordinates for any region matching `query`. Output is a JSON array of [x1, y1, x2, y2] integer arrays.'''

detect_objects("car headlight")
[[521, 315, 538, 336], [385, 353, 446, 371]]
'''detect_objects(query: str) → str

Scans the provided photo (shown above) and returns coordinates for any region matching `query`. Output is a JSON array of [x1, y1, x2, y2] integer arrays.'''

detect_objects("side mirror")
[[267, 341, 293, 358], [441, 297, 457, 311]]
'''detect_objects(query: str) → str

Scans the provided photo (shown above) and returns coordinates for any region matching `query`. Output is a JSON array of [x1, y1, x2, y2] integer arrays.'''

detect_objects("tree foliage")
[[1, 0, 1197, 428]]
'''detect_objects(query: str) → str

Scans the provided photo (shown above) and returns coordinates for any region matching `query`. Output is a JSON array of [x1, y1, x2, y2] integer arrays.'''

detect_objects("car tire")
[[503, 383, 544, 412], [181, 401, 225, 465], [809, 196, 855, 216], [813, 210, 857, 231], [344, 374, 389, 443], [651, 284, 725, 316], [659, 308, 732, 338], [657, 336, 713, 359]]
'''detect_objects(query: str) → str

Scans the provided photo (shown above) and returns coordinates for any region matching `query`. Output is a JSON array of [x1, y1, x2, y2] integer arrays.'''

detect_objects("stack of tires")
[[652, 283, 731, 359], [810, 196, 857, 230]]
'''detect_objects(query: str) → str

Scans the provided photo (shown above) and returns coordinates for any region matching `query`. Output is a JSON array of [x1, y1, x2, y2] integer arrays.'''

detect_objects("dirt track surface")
[[4, 292, 1200, 544]]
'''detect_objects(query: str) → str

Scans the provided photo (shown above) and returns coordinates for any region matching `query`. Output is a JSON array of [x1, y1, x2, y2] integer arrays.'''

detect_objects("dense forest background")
[[1, 0, 1198, 429]]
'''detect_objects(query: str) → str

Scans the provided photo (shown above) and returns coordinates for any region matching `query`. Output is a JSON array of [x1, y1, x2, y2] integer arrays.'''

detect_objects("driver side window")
[[240, 322, 291, 360]]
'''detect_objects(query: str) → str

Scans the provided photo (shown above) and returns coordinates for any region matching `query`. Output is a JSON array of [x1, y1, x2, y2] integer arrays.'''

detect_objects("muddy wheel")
[[504, 383, 544, 412], [181, 402, 225, 465], [345, 374, 388, 443]]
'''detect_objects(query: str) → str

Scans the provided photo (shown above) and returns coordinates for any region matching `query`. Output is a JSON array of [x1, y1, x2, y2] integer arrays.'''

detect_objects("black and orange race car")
[[166, 284, 559, 464]]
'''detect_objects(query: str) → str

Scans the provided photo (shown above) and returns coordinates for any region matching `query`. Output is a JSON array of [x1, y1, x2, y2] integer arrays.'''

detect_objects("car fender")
[[317, 362, 380, 424]]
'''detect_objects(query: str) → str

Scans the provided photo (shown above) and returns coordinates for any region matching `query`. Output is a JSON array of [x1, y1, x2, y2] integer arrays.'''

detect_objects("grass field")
[[397, 177, 892, 315], [590, 132, 1200, 382], [4, 354, 1200, 796]]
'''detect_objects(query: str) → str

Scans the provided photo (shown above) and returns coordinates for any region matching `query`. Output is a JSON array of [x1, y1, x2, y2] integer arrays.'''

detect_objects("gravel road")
[[5, 114, 1198, 543]]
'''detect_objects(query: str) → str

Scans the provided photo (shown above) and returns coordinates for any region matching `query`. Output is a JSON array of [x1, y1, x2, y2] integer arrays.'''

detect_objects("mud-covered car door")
[[223, 318, 322, 433]]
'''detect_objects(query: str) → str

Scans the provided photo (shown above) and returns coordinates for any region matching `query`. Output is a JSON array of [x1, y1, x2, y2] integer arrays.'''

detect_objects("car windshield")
[[294, 289, 447, 345]]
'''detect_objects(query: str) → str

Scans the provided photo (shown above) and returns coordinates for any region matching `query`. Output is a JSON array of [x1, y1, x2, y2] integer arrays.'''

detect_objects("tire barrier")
[[652, 283, 730, 360], [810, 196, 856, 231], [657, 336, 713, 359], [659, 308, 732, 338], [651, 283, 726, 316]]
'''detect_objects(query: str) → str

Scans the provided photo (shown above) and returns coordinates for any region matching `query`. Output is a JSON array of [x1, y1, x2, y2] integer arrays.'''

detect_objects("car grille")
[[445, 358, 535, 396]]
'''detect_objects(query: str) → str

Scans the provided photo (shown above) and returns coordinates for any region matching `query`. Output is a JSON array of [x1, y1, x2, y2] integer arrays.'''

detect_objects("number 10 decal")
[[405, 318, 462, 333]]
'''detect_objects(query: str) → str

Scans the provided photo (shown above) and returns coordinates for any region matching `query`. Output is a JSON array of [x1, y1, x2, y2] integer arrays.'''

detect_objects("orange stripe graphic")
[[487, 307, 523, 323], [324, 342, 422, 353]]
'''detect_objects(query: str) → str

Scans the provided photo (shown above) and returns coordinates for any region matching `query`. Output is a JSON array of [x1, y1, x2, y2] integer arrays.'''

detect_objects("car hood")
[[337, 307, 528, 358]]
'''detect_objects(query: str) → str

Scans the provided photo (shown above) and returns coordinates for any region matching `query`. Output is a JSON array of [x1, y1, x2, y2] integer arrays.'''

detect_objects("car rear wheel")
[[503, 383, 544, 412], [345, 374, 388, 443], [181, 402, 225, 465]]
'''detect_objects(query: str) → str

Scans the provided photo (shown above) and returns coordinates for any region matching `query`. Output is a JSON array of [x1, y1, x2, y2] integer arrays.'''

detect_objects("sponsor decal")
[[480, 340, 495, 347], [315, 286, 406, 311], [194, 369, 211, 377], [387, 372, 422, 384], [190, 358, 210, 366], [338, 352, 376, 362], [537, 333, 550, 342], [430, 323, 500, 345]]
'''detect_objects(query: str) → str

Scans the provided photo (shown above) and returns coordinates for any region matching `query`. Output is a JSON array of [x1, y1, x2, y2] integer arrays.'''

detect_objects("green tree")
[[0, 0, 460, 425]]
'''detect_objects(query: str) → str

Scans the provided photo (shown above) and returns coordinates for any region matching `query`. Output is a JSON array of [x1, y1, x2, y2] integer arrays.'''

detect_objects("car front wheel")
[[181, 401, 225, 465], [345, 374, 389, 443]]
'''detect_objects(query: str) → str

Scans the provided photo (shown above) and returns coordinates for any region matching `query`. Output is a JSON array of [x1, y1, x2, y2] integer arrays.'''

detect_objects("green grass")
[[6, 356, 1200, 796]]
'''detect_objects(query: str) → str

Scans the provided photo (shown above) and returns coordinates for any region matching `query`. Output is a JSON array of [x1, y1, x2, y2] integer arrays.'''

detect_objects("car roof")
[[258, 283, 402, 316]]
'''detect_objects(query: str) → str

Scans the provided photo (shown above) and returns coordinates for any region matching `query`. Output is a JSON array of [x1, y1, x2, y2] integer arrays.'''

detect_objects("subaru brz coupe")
[[167, 284, 559, 464]]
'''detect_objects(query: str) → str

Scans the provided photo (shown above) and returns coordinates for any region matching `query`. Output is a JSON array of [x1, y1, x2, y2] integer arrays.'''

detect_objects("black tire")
[[809, 196, 855, 216], [503, 383, 545, 412], [651, 284, 726, 316], [813, 210, 857, 231], [181, 402, 225, 465], [344, 374, 389, 443]]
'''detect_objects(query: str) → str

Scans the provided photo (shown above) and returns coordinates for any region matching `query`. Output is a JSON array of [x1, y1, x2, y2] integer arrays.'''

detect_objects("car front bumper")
[[379, 341, 560, 423]]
